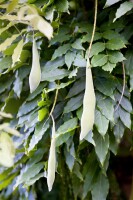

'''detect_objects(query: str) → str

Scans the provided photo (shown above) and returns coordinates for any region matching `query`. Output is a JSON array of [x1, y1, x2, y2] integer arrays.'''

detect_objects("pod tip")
[[80, 134, 84, 141]]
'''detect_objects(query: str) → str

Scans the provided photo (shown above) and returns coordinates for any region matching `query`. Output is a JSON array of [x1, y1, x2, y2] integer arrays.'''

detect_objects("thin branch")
[[42, 88, 59, 128], [115, 62, 126, 111], [87, 0, 98, 58], [49, 88, 59, 117], [13, 23, 25, 40]]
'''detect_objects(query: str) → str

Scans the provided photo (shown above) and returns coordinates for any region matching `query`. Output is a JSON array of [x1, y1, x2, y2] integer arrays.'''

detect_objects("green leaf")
[[89, 42, 105, 58], [64, 93, 83, 113], [94, 132, 109, 165], [7, 0, 18, 13], [27, 149, 44, 166], [12, 39, 24, 66], [83, 152, 99, 198], [71, 39, 84, 50], [108, 51, 126, 63], [109, 132, 118, 155], [91, 172, 109, 200], [27, 83, 46, 101], [104, 0, 121, 8], [41, 58, 66, 82], [0, 173, 17, 191], [56, 0, 69, 12], [114, 1, 133, 22], [38, 108, 48, 121], [84, 131, 95, 146], [0, 56, 12, 72], [65, 150, 75, 171], [95, 77, 116, 97], [56, 131, 74, 147], [24, 173, 44, 187], [19, 49, 30, 63], [73, 53, 87, 67], [28, 120, 49, 152], [13, 72, 23, 98], [46, 81, 73, 93], [91, 54, 108, 67], [73, 162, 83, 181], [102, 30, 120, 40], [0, 168, 13, 182], [102, 62, 116, 72], [68, 68, 78, 78], [17, 97, 39, 117], [106, 38, 126, 50], [42, 57, 65, 70], [52, 44, 71, 60], [125, 50, 133, 91], [115, 92, 132, 113], [118, 106, 131, 129], [56, 118, 77, 135], [4, 45, 17, 57], [65, 51, 76, 69], [0, 34, 20, 52], [117, 84, 130, 98], [67, 78, 85, 98], [97, 95, 114, 121], [82, 32, 102, 43], [95, 109, 109, 136], [41, 68, 69, 82], [114, 119, 125, 143], [14, 162, 44, 189], [50, 28, 70, 45]]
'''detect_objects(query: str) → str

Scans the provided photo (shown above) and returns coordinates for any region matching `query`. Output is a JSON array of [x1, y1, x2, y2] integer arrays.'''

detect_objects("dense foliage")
[[0, 0, 133, 199]]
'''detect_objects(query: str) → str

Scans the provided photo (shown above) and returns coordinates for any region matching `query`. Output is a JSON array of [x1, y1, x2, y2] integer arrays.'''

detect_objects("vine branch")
[[87, 0, 98, 58], [49, 88, 59, 117], [115, 62, 126, 111]]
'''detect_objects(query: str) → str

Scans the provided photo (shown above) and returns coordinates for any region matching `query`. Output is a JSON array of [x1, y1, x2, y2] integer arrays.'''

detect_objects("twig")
[[87, 0, 98, 58], [42, 88, 59, 128], [49, 88, 59, 117], [115, 62, 126, 111]]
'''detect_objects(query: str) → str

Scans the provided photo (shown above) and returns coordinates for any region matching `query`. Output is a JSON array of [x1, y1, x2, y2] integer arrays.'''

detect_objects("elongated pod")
[[47, 115, 56, 191], [29, 38, 41, 93], [80, 58, 96, 140]]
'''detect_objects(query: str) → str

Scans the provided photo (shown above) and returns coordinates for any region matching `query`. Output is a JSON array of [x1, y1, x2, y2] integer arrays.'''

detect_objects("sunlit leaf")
[[0, 34, 20, 52], [12, 39, 24, 66], [7, 0, 18, 13], [104, 0, 121, 8], [114, 1, 133, 21], [0, 132, 15, 167]]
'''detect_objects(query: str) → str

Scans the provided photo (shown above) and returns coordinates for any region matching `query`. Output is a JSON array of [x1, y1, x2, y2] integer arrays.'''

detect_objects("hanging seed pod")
[[47, 115, 56, 191], [80, 58, 96, 140], [29, 37, 41, 93]]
